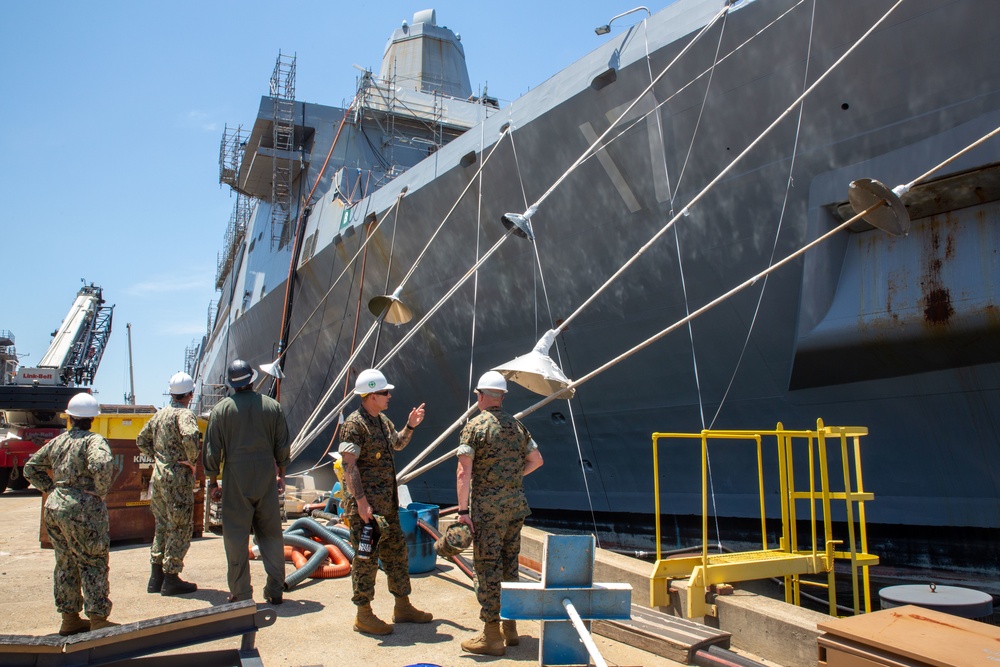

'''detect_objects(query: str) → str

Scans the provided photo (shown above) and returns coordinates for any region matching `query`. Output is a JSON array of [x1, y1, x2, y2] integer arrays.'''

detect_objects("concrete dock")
[[0, 490, 719, 666]]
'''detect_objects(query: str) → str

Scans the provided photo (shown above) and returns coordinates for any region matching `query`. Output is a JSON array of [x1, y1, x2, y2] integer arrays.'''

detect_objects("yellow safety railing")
[[649, 419, 877, 618]]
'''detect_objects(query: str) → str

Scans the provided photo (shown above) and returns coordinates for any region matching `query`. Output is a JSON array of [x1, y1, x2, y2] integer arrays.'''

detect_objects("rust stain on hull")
[[921, 219, 955, 327]]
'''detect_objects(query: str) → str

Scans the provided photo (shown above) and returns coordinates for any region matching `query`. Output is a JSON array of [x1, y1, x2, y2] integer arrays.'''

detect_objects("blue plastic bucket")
[[399, 502, 439, 574]]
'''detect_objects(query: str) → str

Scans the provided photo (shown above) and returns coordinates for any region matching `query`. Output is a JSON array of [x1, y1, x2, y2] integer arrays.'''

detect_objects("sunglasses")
[[373, 390, 391, 396]]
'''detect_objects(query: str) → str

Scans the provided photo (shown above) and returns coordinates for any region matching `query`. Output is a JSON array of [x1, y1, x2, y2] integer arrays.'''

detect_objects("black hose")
[[281, 533, 328, 590], [286, 516, 356, 561], [284, 527, 356, 562], [417, 519, 475, 581]]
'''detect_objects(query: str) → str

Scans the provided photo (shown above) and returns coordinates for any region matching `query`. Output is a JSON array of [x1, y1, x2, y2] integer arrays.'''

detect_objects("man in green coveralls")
[[23, 393, 120, 635], [136, 371, 201, 596], [339, 368, 432, 635], [204, 359, 290, 605], [456, 371, 544, 656]]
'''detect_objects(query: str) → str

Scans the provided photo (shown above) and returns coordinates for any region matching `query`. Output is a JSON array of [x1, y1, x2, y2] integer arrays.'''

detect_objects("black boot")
[[147, 563, 164, 593], [160, 572, 197, 596]]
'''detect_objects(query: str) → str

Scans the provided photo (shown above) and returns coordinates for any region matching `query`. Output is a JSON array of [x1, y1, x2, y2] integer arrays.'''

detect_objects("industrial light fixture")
[[595, 6, 651, 35]]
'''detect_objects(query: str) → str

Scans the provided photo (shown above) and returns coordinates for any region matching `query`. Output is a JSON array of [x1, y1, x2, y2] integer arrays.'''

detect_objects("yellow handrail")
[[649, 419, 877, 618]]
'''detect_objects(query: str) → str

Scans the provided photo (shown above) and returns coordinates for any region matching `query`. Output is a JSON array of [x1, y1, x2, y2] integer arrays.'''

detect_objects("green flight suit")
[[204, 389, 290, 601]]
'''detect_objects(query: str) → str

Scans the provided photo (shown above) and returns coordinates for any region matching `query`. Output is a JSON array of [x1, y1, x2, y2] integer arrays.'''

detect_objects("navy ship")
[[189, 1, 1000, 575]]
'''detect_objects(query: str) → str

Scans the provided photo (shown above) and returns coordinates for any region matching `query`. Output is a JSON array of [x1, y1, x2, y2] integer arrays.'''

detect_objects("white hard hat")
[[169, 371, 195, 395], [475, 370, 507, 394], [355, 369, 394, 395], [66, 393, 100, 418]]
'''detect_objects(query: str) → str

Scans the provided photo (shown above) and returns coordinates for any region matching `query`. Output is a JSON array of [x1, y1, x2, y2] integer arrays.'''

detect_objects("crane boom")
[[21, 282, 114, 387]]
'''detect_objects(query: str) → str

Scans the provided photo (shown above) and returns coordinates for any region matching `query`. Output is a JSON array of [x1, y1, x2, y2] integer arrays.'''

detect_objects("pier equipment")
[[502, 534, 631, 666], [649, 419, 878, 619]]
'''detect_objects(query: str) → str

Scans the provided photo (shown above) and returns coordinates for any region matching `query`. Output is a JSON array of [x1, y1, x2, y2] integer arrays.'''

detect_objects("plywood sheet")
[[817, 605, 1000, 667]]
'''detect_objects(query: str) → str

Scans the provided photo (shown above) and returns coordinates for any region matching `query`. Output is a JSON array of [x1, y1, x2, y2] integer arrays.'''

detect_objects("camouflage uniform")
[[338, 408, 411, 607], [458, 406, 537, 623], [204, 390, 290, 602], [23, 427, 114, 618], [435, 523, 473, 558], [136, 399, 201, 575]]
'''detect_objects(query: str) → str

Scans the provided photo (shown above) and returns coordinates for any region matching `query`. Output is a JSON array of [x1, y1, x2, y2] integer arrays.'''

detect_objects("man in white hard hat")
[[136, 372, 202, 596], [338, 368, 431, 635], [23, 393, 119, 635], [456, 370, 543, 656]]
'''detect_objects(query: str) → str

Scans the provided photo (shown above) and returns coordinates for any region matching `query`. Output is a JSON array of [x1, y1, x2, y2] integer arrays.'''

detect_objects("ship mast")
[[124, 322, 135, 406]]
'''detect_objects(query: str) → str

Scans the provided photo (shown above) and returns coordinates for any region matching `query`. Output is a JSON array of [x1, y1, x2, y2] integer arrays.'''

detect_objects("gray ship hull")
[[194, 0, 1000, 573]]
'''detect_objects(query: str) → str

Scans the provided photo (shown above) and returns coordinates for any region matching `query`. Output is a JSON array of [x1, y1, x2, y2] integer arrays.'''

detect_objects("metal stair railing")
[[649, 419, 877, 619]]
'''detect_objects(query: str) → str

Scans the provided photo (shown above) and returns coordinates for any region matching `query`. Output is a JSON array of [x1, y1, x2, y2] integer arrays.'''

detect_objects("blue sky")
[[1, 1, 671, 408]]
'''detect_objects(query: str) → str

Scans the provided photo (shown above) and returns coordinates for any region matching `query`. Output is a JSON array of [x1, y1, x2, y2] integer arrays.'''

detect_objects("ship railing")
[[649, 418, 876, 619], [360, 76, 488, 130]]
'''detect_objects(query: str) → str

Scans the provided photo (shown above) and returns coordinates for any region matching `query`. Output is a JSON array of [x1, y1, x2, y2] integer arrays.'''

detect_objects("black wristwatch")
[[457, 509, 469, 516]]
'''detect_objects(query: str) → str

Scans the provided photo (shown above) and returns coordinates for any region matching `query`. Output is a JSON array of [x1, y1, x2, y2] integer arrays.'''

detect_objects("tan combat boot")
[[354, 603, 393, 635], [88, 615, 120, 631], [502, 619, 520, 646], [58, 612, 90, 636], [461, 621, 505, 656], [392, 595, 433, 623]]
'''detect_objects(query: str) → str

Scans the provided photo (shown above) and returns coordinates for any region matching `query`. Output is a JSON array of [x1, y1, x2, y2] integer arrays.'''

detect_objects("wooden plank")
[[817, 605, 1000, 667], [818, 634, 930, 667], [593, 604, 731, 664]]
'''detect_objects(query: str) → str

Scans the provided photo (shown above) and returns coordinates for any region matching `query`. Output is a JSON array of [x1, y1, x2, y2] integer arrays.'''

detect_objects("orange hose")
[[288, 545, 351, 578], [313, 544, 351, 578]]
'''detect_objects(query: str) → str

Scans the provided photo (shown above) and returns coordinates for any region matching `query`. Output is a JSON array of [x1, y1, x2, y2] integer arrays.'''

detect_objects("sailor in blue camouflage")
[[23, 414, 114, 620], [136, 392, 201, 576], [457, 372, 544, 627], [338, 368, 431, 634]]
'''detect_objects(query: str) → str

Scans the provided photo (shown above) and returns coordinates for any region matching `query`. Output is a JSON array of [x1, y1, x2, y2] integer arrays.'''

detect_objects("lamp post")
[[594, 6, 651, 35]]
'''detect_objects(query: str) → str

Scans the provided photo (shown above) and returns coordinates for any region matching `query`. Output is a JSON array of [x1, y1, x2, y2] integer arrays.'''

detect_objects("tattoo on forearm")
[[346, 461, 364, 498], [395, 430, 412, 450]]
